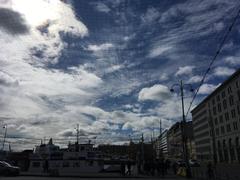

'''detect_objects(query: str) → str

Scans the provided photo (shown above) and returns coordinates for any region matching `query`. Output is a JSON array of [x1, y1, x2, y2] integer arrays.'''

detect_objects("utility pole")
[[160, 119, 162, 136], [141, 133, 144, 169], [170, 80, 194, 178], [76, 124, 79, 144], [2, 125, 7, 151]]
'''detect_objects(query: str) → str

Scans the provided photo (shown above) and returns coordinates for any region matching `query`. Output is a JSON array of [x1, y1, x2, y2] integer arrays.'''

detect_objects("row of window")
[[217, 137, 239, 148], [215, 121, 239, 136], [212, 96, 235, 115], [32, 160, 102, 168], [211, 81, 240, 106], [217, 137, 240, 163], [214, 108, 240, 126]]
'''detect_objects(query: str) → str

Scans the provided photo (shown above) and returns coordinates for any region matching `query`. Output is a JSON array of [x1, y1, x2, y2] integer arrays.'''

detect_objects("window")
[[231, 109, 236, 118], [73, 162, 80, 167], [215, 128, 219, 136], [32, 162, 40, 167], [223, 99, 227, 109], [214, 118, 218, 125], [223, 139, 226, 147], [209, 110, 212, 116], [233, 122, 238, 130], [236, 81, 239, 89], [88, 161, 93, 166], [229, 138, 232, 147], [236, 137, 239, 147], [221, 126, 225, 134], [222, 91, 226, 98], [212, 98, 215, 105], [63, 161, 69, 167], [227, 124, 231, 132], [238, 90, 240, 101], [219, 115, 223, 123], [213, 107, 216, 115], [218, 103, 222, 113], [228, 86, 232, 94], [217, 95, 220, 101], [229, 96, 234, 106], [225, 112, 229, 121]]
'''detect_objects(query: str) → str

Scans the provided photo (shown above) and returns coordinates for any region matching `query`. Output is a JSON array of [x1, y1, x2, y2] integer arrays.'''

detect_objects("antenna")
[[76, 124, 79, 144], [159, 119, 162, 136]]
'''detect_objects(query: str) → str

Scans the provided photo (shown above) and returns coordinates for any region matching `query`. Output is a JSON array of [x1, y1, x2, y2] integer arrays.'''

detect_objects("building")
[[167, 121, 195, 160], [97, 144, 129, 159], [191, 68, 240, 164], [154, 130, 168, 160]]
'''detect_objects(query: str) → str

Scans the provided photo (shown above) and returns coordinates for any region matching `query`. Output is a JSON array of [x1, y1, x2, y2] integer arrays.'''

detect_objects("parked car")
[[189, 159, 200, 167], [176, 160, 186, 167], [176, 159, 200, 167], [0, 161, 20, 176]]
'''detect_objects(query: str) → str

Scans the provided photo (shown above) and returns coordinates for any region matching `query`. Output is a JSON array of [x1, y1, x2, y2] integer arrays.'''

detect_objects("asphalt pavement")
[[0, 177, 190, 180]]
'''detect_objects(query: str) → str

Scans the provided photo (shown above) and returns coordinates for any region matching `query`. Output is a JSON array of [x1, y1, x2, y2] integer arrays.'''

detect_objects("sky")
[[0, 0, 240, 150]]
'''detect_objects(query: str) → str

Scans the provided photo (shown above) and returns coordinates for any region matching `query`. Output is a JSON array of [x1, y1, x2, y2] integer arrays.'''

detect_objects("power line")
[[185, 5, 240, 118]]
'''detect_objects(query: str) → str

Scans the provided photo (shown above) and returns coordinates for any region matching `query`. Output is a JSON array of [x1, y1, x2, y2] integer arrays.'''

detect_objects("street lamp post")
[[170, 80, 193, 178], [2, 125, 7, 151]]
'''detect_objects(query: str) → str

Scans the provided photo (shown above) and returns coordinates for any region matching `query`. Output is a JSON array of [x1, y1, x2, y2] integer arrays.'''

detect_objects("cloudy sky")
[[0, 0, 239, 150]]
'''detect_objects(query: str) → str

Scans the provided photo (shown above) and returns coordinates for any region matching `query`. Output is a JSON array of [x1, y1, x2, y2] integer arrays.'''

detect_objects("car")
[[176, 160, 186, 167], [0, 161, 20, 176], [189, 159, 200, 167]]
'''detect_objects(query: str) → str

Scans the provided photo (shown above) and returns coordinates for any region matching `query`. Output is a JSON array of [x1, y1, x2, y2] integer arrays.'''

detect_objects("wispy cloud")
[[198, 83, 219, 95], [87, 43, 114, 52], [213, 67, 235, 77], [92, 2, 111, 13], [175, 66, 195, 76]]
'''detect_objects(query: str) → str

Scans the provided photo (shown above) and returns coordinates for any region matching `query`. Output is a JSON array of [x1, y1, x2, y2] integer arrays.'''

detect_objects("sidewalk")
[[20, 171, 194, 179]]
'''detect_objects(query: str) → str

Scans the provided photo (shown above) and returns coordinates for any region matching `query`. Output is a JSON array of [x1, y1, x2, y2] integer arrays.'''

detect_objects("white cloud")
[[187, 75, 202, 83], [213, 22, 224, 32], [105, 65, 124, 73], [159, 73, 169, 81], [213, 67, 235, 77], [141, 7, 160, 25], [0, 0, 88, 68], [175, 66, 195, 76], [93, 2, 111, 13], [198, 83, 219, 95], [138, 84, 171, 101], [224, 56, 240, 65], [148, 45, 172, 58], [87, 43, 114, 52]]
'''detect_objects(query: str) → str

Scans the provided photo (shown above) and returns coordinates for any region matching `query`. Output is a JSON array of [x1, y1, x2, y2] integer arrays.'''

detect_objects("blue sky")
[[0, 0, 239, 150]]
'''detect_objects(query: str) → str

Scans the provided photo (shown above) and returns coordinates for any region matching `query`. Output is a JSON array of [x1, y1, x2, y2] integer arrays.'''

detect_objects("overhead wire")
[[185, 5, 240, 118]]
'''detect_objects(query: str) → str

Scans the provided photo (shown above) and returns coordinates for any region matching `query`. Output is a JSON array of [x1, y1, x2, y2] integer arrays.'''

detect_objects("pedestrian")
[[207, 162, 214, 179], [172, 161, 177, 175], [160, 159, 165, 177], [121, 162, 125, 176], [127, 160, 131, 176], [150, 161, 155, 176]]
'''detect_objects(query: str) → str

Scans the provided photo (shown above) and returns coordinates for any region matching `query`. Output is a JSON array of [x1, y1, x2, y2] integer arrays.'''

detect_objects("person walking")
[[172, 161, 178, 175], [207, 162, 214, 180]]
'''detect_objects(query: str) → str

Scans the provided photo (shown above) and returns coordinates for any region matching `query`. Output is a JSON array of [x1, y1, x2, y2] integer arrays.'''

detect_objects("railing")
[[191, 164, 240, 180]]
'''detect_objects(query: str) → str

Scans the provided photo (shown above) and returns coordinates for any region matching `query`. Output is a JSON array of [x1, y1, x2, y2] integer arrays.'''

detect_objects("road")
[[0, 176, 190, 180]]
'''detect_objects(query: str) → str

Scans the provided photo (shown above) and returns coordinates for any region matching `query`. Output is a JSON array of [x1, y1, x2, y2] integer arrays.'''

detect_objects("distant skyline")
[[0, 0, 239, 150]]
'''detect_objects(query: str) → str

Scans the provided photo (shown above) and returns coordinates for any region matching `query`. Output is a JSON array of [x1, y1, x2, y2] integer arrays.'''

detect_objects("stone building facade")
[[192, 69, 240, 163]]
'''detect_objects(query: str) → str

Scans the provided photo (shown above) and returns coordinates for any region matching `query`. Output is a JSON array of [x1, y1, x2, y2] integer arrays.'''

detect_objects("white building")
[[191, 69, 240, 163]]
